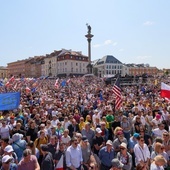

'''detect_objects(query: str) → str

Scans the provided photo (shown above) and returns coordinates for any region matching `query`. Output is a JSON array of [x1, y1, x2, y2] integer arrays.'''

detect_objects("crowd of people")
[[0, 75, 170, 170]]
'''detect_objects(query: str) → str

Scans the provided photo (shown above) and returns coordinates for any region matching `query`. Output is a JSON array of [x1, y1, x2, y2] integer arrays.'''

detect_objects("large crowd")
[[0, 75, 170, 170]]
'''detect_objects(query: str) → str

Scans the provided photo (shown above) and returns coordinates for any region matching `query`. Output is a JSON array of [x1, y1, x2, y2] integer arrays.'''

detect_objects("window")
[[65, 62, 67, 65], [76, 63, 78, 66], [109, 65, 111, 69]]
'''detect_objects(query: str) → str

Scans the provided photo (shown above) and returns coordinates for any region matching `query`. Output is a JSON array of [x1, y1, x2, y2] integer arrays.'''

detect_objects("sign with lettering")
[[0, 92, 20, 111]]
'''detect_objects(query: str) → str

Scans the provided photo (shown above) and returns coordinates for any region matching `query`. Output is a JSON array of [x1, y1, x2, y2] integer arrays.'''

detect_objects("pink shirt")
[[18, 155, 38, 170]]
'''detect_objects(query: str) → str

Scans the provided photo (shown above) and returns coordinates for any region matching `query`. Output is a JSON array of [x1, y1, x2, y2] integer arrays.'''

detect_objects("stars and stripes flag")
[[113, 75, 122, 110]]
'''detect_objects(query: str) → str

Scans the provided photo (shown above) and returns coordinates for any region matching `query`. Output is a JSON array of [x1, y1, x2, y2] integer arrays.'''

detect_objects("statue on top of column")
[[86, 23, 91, 34]]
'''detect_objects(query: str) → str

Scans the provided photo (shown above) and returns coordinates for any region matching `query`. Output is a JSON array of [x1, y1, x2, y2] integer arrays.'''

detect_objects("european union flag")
[[61, 80, 66, 87], [0, 92, 21, 111]]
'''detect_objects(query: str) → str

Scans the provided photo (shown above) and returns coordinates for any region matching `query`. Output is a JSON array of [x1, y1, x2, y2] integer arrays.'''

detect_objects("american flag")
[[113, 75, 122, 110]]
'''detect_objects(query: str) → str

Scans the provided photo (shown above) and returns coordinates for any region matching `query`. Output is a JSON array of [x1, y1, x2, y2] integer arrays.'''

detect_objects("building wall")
[[57, 54, 88, 75], [129, 66, 158, 76], [0, 67, 8, 78], [7, 60, 27, 77], [94, 63, 124, 77]]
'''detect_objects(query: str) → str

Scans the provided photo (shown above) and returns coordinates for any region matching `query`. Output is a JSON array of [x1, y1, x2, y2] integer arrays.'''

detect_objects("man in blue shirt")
[[99, 140, 114, 170]]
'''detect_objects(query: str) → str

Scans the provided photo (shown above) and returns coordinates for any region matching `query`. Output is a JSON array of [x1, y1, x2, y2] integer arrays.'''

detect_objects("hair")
[[154, 155, 167, 164], [71, 137, 78, 143], [26, 141, 35, 155], [1, 138, 9, 144], [114, 127, 123, 136], [136, 164, 145, 170], [154, 142, 163, 153], [155, 137, 163, 144], [23, 149, 32, 157], [137, 135, 144, 141]]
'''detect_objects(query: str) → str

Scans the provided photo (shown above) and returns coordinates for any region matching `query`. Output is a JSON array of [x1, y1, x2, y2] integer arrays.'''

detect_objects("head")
[[154, 142, 164, 154], [1, 155, 12, 169], [116, 131, 124, 140], [137, 135, 145, 146], [71, 137, 78, 148], [23, 149, 32, 162], [111, 158, 123, 170], [40, 144, 49, 155], [95, 128, 102, 136], [154, 155, 167, 167], [162, 132, 169, 141], [119, 142, 127, 154], [75, 133, 82, 143], [106, 140, 113, 150], [158, 123, 165, 130]]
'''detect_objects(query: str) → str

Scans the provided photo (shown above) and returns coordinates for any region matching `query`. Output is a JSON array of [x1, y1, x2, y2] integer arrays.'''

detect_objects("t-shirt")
[[92, 136, 104, 155], [18, 155, 38, 170], [150, 163, 164, 170], [26, 128, 38, 141]]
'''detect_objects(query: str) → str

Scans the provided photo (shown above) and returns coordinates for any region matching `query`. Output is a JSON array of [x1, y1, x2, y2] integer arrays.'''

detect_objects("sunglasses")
[[140, 140, 144, 142], [120, 148, 125, 150], [163, 134, 169, 136]]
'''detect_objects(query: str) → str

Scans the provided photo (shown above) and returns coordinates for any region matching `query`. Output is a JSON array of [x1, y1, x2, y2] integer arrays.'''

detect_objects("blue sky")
[[0, 0, 170, 69]]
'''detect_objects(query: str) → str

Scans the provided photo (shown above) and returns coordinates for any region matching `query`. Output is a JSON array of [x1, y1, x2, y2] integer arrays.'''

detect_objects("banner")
[[0, 92, 21, 111]]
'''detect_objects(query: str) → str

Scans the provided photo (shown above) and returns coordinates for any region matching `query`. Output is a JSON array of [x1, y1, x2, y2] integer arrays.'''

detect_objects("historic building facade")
[[0, 66, 8, 78]]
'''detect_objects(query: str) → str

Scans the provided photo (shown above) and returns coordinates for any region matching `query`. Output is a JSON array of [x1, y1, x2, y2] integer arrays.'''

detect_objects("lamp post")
[[85, 24, 94, 74]]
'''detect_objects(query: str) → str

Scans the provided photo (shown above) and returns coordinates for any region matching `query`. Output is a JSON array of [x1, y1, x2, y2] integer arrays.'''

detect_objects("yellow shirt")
[[79, 122, 85, 131]]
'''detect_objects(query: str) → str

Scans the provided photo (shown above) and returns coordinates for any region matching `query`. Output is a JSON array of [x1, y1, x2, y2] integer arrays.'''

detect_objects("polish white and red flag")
[[55, 155, 64, 170], [161, 82, 170, 98], [25, 87, 31, 93], [55, 79, 59, 88]]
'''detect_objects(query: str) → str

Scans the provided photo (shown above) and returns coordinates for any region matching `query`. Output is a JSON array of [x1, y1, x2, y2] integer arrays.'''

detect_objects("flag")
[[55, 155, 64, 170], [113, 75, 122, 110], [0, 92, 21, 111], [9, 76, 15, 83], [25, 87, 31, 93], [55, 79, 59, 88], [161, 82, 170, 98], [61, 80, 66, 87]]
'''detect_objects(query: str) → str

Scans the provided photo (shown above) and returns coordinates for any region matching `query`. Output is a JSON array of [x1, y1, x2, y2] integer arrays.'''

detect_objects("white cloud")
[[93, 44, 102, 48], [136, 55, 152, 60], [93, 40, 117, 48], [104, 40, 112, 45], [112, 42, 118, 46], [143, 21, 154, 26]]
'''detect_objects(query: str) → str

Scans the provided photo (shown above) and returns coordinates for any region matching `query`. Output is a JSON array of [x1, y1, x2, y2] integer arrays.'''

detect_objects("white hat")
[[96, 127, 102, 133], [120, 142, 127, 149], [4, 145, 14, 153], [106, 140, 113, 145], [2, 155, 12, 163]]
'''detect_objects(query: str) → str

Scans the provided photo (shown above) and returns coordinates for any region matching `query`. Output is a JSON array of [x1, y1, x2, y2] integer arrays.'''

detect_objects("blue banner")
[[0, 92, 20, 111]]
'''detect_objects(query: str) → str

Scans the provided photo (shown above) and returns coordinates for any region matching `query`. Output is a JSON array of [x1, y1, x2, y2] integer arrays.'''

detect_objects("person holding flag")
[[54, 142, 66, 170]]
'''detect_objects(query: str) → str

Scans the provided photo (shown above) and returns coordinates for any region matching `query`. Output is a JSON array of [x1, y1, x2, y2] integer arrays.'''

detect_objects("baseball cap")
[[96, 128, 102, 133], [111, 158, 124, 168], [133, 133, 140, 138], [106, 140, 113, 146], [2, 155, 12, 163], [4, 145, 14, 153], [156, 114, 161, 119]]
